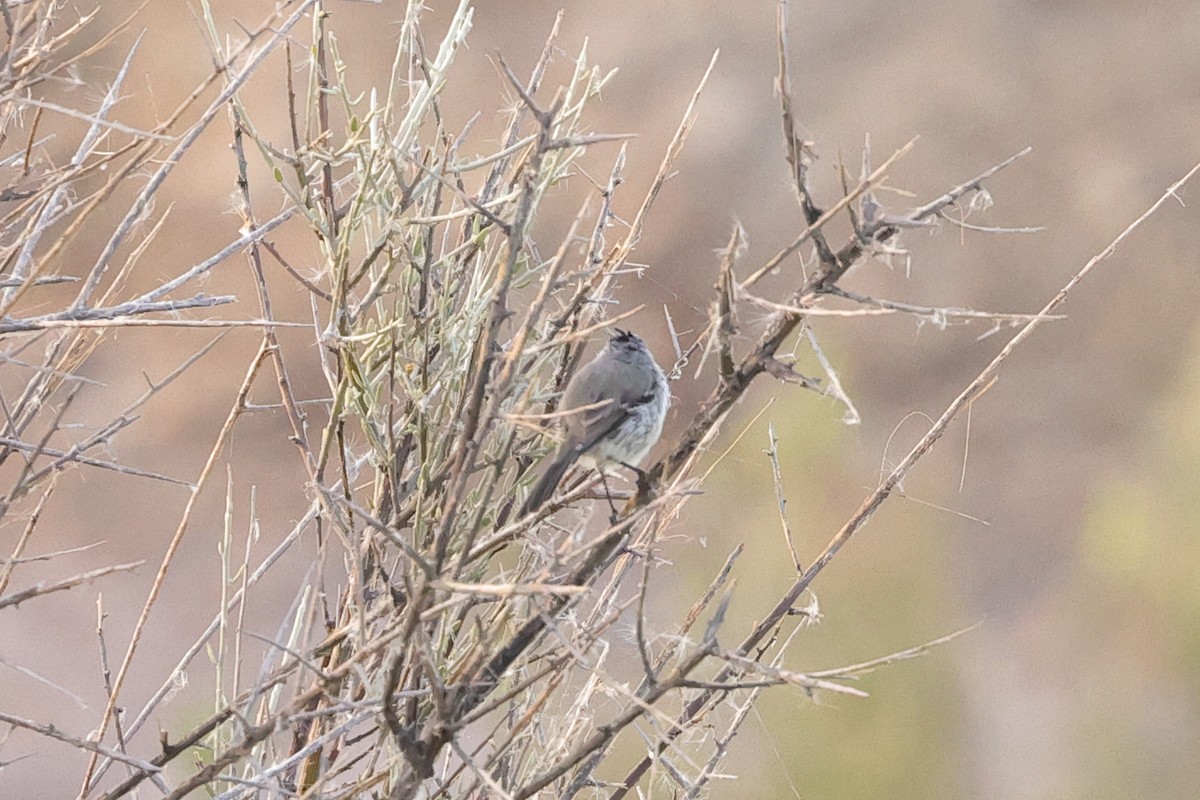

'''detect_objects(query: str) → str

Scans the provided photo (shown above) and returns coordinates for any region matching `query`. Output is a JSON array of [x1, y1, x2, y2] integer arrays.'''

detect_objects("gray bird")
[[521, 329, 669, 516]]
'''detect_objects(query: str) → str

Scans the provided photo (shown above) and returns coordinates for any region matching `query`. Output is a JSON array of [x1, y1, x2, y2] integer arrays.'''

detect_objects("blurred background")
[[3, 0, 1200, 797]]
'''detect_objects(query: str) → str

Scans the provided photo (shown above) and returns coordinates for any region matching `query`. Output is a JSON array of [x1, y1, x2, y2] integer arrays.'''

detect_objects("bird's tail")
[[520, 450, 573, 516]]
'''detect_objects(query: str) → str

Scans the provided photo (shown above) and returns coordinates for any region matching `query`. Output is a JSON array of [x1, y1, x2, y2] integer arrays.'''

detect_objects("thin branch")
[[0, 710, 165, 780], [765, 424, 801, 571], [0, 561, 145, 611]]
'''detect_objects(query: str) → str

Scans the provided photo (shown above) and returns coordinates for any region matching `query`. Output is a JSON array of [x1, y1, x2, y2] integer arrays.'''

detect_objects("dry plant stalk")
[[1, 1, 1193, 798]]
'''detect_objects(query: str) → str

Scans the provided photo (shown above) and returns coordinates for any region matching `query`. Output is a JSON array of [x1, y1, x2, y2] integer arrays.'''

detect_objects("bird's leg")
[[598, 471, 620, 524], [617, 459, 654, 505]]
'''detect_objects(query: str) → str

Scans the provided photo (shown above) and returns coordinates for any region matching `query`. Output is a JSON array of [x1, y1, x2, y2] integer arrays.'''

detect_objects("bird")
[[521, 329, 669, 517]]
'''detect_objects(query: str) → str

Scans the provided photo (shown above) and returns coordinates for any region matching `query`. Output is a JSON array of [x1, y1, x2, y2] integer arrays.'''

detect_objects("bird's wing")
[[561, 360, 657, 456], [557, 365, 620, 451]]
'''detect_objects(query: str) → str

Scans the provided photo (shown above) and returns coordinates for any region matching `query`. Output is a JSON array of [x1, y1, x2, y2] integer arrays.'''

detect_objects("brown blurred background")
[[4, 0, 1200, 797]]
